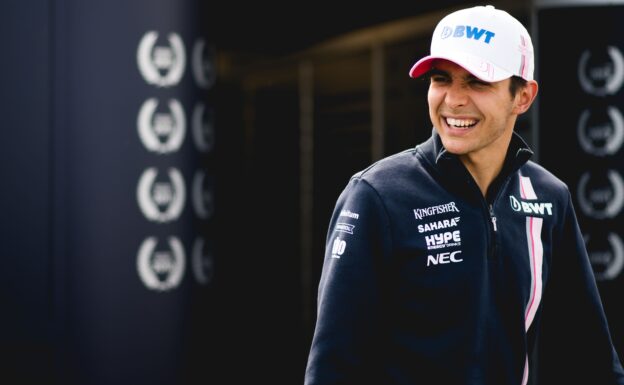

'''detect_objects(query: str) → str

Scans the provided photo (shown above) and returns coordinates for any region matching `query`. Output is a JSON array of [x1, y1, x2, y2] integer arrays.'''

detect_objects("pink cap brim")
[[409, 56, 436, 79], [408, 53, 512, 82]]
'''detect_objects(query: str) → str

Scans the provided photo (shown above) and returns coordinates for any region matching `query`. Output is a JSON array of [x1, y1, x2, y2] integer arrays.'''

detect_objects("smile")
[[445, 117, 477, 128]]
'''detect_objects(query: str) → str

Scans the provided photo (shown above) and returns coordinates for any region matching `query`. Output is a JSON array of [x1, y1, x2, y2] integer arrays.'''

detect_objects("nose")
[[444, 82, 469, 108]]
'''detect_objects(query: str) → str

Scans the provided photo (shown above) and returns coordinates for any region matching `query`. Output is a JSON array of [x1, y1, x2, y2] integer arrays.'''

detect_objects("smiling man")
[[304, 5, 624, 385]]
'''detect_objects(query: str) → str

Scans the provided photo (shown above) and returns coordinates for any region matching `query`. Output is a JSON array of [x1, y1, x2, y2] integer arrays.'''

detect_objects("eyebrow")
[[427, 68, 448, 77], [428, 68, 482, 82]]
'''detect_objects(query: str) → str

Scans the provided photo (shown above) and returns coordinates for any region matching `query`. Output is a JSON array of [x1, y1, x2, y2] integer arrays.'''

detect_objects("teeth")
[[446, 117, 476, 127]]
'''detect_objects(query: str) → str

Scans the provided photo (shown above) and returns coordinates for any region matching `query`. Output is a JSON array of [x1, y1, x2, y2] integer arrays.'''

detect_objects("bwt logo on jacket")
[[440, 25, 495, 44], [509, 196, 553, 216]]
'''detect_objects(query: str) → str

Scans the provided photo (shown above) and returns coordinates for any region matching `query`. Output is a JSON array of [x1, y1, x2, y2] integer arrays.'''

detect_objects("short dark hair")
[[509, 76, 527, 97]]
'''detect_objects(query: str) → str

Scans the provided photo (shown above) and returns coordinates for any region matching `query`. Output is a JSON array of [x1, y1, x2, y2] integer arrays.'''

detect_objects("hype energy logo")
[[425, 230, 461, 250], [509, 196, 553, 216], [440, 25, 495, 44]]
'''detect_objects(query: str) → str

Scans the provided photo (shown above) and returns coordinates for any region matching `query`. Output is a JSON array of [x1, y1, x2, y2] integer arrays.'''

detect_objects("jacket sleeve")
[[304, 177, 392, 385], [535, 191, 624, 384]]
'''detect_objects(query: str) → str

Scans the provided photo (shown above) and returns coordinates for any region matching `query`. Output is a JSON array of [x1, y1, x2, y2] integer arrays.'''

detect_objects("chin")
[[440, 137, 470, 155]]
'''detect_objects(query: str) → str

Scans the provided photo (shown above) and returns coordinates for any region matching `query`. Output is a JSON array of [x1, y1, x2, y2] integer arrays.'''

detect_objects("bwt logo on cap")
[[440, 25, 496, 44]]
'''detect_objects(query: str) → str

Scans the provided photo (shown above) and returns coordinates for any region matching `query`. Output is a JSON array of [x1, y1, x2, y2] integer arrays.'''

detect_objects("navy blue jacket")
[[305, 131, 624, 385]]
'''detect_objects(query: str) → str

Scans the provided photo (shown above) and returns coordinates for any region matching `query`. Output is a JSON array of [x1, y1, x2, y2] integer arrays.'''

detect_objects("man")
[[304, 5, 624, 385]]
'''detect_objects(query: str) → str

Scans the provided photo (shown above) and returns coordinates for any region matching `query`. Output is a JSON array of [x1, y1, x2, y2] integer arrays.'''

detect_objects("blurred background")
[[2, 0, 624, 384]]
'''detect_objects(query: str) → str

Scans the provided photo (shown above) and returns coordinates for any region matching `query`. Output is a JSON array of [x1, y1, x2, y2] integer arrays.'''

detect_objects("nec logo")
[[427, 250, 463, 266], [440, 25, 495, 44], [509, 196, 553, 216]]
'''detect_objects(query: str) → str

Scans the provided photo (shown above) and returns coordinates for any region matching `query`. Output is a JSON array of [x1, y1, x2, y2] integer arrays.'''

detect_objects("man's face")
[[427, 59, 520, 162]]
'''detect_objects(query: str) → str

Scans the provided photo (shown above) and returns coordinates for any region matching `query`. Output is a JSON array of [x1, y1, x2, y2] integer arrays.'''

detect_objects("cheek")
[[427, 89, 441, 112], [427, 86, 437, 102]]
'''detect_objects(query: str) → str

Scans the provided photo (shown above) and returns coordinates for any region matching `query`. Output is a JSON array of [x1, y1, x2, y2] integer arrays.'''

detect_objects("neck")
[[459, 131, 513, 197], [460, 151, 505, 197]]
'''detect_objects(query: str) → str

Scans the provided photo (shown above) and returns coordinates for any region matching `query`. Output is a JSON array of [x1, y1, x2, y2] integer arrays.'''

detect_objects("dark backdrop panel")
[[537, 4, 624, 362], [0, 1, 54, 383], [52, 1, 219, 384]]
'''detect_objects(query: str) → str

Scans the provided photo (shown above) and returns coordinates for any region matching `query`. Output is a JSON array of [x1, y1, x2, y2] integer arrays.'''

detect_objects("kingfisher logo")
[[441, 25, 495, 43], [509, 196, 553, 216], [413, 201, 459, 220]]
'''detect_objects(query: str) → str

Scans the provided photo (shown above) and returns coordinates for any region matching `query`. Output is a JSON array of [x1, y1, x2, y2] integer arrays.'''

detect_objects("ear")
[[513, 80, 538, 115]]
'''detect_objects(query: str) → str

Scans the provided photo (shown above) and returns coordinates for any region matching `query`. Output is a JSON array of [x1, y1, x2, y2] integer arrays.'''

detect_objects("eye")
[[430, 74, 450, 84], [468, 78, 489, 88]]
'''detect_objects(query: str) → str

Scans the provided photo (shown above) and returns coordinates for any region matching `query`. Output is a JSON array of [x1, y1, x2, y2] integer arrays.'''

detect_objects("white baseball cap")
[[409, 5, 534, 82]]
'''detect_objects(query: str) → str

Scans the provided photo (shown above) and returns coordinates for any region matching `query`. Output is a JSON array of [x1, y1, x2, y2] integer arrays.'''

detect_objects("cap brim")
[[409, 52, 513, 82], [409, 56, 437, 79]]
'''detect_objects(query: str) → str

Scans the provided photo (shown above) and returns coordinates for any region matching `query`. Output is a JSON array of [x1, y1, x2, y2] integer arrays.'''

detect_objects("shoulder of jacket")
[[520, 160, 571, 193], [351, 148, 420, 182]]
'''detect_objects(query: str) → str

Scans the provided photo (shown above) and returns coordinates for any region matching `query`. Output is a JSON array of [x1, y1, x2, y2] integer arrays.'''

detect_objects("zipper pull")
[[489, 205, 498, 232]]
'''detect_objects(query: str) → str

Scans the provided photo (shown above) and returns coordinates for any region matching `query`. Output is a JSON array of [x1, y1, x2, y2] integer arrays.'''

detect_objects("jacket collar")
[[417, 128, 534, 179]]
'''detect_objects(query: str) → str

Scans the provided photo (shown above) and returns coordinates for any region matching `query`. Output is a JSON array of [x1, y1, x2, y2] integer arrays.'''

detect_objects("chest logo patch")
[[509, 195, 553, 216]]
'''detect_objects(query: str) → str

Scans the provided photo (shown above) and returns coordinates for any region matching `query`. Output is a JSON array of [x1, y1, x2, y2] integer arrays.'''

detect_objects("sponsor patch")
[[418, 216, 460, 233], [425, 230, 462, 250], [339, 209, 360, 219], [335, 223, 355, 234], [509, 196, 553, 216], [413, 201, 460, 220]]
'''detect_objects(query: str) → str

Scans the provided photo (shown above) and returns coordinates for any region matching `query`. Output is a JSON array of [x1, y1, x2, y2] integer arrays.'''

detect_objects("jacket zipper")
[[486, 173, 518, 260], [489, 204, 497, 232], [488, 204, 498, 260], [459, 163, 503, 260]]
